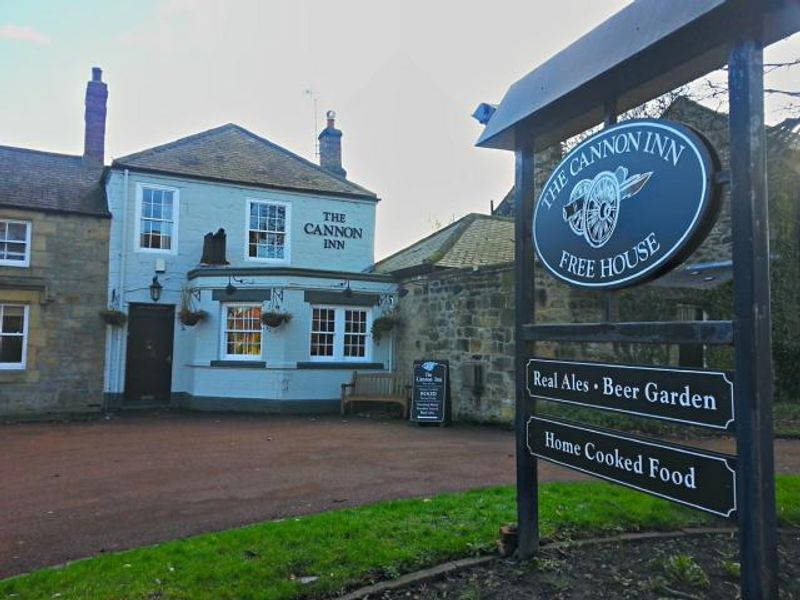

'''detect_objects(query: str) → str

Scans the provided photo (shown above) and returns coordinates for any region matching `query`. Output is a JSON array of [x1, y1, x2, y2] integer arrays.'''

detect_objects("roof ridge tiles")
[[113, 123, 377, 199], [0, 144, 87, 162]]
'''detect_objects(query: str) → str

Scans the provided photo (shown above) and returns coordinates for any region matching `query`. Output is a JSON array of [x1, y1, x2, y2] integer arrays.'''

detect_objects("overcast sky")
[[1, 1, 797, 259]]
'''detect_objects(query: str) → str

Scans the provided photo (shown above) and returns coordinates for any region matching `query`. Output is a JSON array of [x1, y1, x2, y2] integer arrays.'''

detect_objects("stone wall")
[[0, 208, 110, 417], [394, 263, 608, 424]]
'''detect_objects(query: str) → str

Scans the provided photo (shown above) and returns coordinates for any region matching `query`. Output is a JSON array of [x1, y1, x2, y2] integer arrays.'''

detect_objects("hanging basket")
[[179, 309, 207, 327], [99, 309, 127, 326], [261, 311, 292, 328], [371, 314, 399, 343]]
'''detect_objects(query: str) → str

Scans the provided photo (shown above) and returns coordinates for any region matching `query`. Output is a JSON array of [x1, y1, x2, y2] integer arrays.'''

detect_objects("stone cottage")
[[0, 68, 110, 417]]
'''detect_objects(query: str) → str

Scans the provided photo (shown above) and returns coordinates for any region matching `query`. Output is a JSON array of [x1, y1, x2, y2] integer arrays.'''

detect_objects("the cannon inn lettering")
[[303, 211, 363, 249]]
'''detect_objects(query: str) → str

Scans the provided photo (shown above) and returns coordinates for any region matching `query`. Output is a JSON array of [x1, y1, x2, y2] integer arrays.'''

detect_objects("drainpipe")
[[114, 168, 130, 395]]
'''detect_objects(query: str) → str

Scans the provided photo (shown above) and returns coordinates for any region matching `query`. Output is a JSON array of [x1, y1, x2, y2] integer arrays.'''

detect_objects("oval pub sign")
[[533, 119, 721, 289]]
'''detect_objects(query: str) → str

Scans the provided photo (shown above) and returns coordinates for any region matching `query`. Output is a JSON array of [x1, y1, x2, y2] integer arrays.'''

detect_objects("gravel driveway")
[[1, 410, 798, 578]]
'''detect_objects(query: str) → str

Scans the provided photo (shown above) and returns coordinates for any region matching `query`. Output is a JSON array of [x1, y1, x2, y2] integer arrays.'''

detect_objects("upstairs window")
[[222, 304, 262, 360], [0, 304, 27, 369], [309, 306, 370, 361], [0, 220, 31, 267], [247, 200, 289, 261], [137, 185, 178, 252]]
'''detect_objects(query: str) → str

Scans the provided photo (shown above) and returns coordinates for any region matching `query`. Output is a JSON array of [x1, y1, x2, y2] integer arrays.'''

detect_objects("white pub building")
[[104, 112, 396, 412]]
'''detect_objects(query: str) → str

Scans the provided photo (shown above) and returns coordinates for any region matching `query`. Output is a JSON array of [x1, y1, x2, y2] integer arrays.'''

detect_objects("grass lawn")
[[2, 477, 798, 600]]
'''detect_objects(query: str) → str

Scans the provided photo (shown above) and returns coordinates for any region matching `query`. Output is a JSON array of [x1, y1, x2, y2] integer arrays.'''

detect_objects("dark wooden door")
[[125, 303, 175, 405]]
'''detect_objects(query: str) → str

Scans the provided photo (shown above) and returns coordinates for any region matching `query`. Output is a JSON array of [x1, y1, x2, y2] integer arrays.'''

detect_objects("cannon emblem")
[[562, 166, 653, 248]]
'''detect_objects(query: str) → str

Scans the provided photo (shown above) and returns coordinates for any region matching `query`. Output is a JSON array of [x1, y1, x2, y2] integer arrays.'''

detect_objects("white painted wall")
[[105, 168, 396, 406]]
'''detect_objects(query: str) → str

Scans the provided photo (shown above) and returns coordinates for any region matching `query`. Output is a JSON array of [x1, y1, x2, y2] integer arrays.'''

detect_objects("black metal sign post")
[[474, 2, 799, 596], [728, 33, 778, 598], [514, 138, 538, 558]]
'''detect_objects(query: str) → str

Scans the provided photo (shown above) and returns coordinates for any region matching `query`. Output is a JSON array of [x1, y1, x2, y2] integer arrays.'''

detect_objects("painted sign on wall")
[[533, 119, 721, 289], [303, 211, 363, 250], [527, 358, 735, 430]]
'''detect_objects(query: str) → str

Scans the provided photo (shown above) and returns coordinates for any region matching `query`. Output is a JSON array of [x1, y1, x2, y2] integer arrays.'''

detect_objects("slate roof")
[[374, 214, 514, 276], [112, 124, 377, 200], [0, 146, 108, 217]]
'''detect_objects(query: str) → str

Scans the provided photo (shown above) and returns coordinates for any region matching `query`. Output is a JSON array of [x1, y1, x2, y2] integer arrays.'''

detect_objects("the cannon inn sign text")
[[527, 359, 734, 430], [304, 211, 363, 250], [528, 417, 737, 518], [533, 119, 721, 289]]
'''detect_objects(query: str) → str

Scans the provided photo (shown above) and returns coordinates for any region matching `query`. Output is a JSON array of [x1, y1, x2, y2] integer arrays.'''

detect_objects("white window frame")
[[245, 198, 291, 263], [134, 183, 179, 254], [0, 303, 28, 370], [308, 305, 372, 362], [219, 303, 263, 361], [0, 219, 32, 268]]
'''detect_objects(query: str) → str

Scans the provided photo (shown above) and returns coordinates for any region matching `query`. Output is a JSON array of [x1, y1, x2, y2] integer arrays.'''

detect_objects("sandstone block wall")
[[394, 264, 608, 424], [0, 208, 110, 417]]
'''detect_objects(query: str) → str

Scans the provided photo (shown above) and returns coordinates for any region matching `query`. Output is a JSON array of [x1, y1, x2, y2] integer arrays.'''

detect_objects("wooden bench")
[[341, 371, 410, 418]]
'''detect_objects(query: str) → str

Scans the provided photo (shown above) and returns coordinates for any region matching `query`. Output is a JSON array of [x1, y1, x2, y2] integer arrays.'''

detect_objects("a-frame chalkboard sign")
[[410, 359, 451, 425], [475, 1, 799, 597]]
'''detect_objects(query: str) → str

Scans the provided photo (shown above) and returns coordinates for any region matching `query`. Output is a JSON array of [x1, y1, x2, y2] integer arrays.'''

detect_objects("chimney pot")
[[318, 109, 346, 178]]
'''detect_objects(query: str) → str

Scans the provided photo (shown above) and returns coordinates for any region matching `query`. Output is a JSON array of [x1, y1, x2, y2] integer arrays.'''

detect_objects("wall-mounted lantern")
[[149, 275, 163, 302]]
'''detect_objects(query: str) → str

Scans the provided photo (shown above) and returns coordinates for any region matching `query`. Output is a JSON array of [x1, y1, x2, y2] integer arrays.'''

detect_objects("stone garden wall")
[[394, 263, 610, 423]]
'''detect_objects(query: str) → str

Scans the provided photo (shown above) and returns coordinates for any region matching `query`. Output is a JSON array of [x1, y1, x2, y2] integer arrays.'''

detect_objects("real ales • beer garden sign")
[[533, 119, 721, 289]]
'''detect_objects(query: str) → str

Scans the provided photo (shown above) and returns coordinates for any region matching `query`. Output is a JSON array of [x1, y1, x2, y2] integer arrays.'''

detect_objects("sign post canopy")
[[474, 0, 800, 152], [533, 119, 720, 290]]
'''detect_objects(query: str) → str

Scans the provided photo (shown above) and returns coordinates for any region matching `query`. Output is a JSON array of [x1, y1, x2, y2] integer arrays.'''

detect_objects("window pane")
[[0, 336, 23, 363], [7, 223, 26, 241], [6, 243, 25, 257], [310, 308, 336, 356], [2, 306, 25, 333]]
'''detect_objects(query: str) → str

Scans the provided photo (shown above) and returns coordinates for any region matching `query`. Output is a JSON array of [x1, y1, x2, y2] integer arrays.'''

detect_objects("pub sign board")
[[528, 416, 737, 518], [527, 358, 735, 430], [411, 360, 450, 423], [533, 119, 721, 290]]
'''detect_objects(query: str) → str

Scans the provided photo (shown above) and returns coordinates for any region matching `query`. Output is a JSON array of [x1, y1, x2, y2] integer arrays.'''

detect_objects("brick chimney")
[[318, 110, 346, 178], [83, 67, 108, 165]]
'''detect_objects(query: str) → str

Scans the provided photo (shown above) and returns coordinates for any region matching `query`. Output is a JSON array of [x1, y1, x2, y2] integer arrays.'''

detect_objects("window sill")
[[296, 362, 384, 370], [209, 360, 266, 368]]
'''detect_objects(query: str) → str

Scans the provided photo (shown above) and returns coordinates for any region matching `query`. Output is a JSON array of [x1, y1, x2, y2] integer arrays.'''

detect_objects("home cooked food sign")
[[533, 119, 721, 289]]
